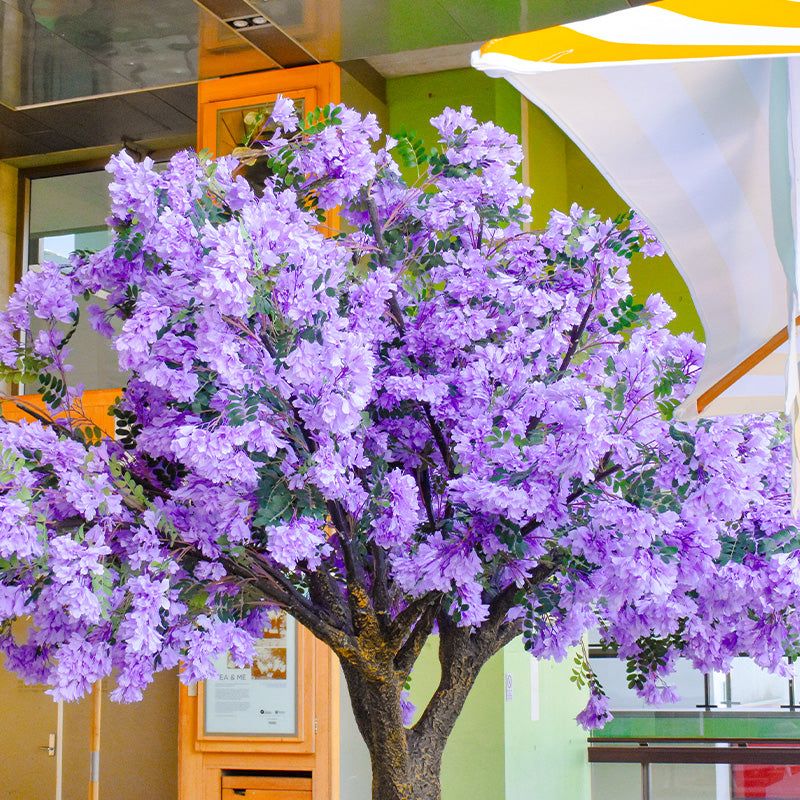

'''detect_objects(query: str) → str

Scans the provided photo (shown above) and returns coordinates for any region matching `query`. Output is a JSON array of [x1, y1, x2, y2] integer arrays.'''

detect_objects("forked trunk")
[[340, 622, 507, 800], [341, 661, 446, 800]]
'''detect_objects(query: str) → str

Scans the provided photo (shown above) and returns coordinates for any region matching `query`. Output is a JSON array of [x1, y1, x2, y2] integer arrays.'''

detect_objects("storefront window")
[[26, 168, 123, 391]]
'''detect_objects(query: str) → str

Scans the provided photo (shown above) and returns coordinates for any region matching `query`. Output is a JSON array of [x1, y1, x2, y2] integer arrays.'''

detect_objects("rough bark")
[[339, 615, 515, 800]]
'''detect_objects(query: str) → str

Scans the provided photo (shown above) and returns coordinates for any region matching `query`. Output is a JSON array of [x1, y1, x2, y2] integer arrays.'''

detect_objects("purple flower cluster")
[[0, 99, 795, 735]]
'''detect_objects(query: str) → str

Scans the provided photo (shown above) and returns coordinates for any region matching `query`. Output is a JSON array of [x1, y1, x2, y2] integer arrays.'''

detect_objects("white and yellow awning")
[[473, 0, 800, 429]]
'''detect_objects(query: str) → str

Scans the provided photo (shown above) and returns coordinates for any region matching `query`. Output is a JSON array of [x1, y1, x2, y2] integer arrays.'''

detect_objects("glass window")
[[591, 763, 642, 800], [590, 650, 795, 713], [26, 169, 122, 391], [650, 764, 722, 800]]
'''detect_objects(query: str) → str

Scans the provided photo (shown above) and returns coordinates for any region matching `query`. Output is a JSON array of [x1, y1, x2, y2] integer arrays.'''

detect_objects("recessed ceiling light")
[[226, 15, 270, 30]]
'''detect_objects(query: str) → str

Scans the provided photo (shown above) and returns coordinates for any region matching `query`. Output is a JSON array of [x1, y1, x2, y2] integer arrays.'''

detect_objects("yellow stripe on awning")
[[664, 0, 800, 28], [479, 1, 800, 70], [482, 32, 800, 70]]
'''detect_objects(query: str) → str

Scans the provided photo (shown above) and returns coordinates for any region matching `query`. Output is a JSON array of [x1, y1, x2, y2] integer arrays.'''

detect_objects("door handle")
[[38, 733, 55, 757]]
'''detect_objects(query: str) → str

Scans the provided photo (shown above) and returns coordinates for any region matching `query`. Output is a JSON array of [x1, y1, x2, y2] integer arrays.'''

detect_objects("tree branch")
[[565, 451, 617, 504], [305, 561, 351, 630], [519, 451, 616, 535], [409, 622, 488, 751], [386, 592, 443, 653], [221, 551, 360, 660], [366, 192, 390, 269], [326, 503, 383, 646], [415, 465, 436, 528], [557, 300, 595, 376], [422, 402, 455, 479], [366, 191, 406, 335], [369, 540, 391, 619], [526, 298, 596, 436]]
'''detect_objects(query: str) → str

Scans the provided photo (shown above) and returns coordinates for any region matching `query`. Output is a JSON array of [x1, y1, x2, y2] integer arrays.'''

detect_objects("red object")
[[733, 764, 800, 798]]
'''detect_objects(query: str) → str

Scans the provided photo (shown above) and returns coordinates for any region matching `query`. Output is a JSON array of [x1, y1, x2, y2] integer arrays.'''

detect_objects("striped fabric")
[[472, 1, 800, 426]]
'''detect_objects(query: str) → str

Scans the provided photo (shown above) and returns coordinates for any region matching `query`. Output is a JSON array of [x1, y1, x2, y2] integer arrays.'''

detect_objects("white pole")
[[56, 699, 63, 800]]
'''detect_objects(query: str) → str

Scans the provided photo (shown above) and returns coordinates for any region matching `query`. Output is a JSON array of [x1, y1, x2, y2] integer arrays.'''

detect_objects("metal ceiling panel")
[[0, 0, 273, 109], [0, 84, 197, 160], [0, 0, 649, 161], [244, 0, 642, 63]]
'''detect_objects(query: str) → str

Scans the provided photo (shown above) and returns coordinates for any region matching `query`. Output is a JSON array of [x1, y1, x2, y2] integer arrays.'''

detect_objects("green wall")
[[387, 69, 521, 158], [406, 638, 592, 800], [503, 642, 590, 800], [409, 640, 506, 800]]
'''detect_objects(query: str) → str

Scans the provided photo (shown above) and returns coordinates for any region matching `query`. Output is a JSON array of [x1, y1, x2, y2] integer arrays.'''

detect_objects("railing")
[[589, 736, 800, 764], [589, 736, 800, 800]]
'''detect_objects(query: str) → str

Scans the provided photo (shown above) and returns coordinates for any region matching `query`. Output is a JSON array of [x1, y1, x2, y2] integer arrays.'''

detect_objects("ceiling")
[[0, 0, 653, 163]]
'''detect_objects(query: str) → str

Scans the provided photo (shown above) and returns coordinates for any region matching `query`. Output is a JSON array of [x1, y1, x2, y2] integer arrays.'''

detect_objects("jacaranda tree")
[[0, 99, 797, 800]]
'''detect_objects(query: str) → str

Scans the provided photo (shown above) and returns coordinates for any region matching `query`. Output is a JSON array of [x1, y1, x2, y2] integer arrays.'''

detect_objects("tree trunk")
[[341, 660, 445, 800], [339, 621, 510, 800]]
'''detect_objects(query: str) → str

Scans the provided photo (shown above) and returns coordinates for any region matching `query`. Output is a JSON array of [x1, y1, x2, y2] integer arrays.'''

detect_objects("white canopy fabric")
[[472, 0, 800, 420]]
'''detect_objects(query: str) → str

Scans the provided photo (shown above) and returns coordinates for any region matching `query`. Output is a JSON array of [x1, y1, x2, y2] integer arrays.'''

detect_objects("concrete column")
[[0, 162, 18, 301]]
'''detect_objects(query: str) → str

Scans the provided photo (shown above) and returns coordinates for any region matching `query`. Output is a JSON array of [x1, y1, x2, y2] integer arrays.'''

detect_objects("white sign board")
[[204, 610, 298, 736]]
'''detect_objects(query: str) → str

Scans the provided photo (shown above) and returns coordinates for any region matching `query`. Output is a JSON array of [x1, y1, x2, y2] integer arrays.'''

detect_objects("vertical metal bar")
[[641, 762, 650, 800], [782, 658, 796, 709], [696, 673, 717, 710], [88, 680, 101, 800]]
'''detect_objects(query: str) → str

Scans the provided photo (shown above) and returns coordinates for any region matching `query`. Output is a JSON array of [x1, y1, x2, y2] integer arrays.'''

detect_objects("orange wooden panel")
[[197, 63, 341, 156], [1, 388, 119, 438], [179, 641, 340, 800], [221, 775, 312, 790], [221, 791, 311, 800]]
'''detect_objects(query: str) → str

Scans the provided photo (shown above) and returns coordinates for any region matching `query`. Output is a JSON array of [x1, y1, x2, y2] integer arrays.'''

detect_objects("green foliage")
[[72, 425, 104, 447], [0, 352, 50, 388], [304, 103, 343, 134], [111, 399, 141, 450], [37, 370, 67, 411], [625, 630, 684, 692], [571, 645, 608, 702], [394, 127, 429, 174], [598, 294, 645, 334]]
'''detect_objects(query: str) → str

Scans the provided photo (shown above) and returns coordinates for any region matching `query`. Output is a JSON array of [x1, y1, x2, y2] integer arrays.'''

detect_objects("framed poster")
[[203, 609, 298, 737]]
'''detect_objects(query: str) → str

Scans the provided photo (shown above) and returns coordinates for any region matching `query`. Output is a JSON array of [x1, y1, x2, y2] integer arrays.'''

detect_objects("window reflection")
[[590, 651, 796, 712], [26, 169, 122, 392]]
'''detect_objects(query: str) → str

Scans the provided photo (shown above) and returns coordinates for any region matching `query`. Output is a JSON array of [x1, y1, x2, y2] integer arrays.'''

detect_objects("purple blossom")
[[371, 470, 422, 548], [6, 262, 78, 328], [267, 517, 331, 571], [400, 690, 417, 726], [0, 102, 794, 749], [576, 691, 613, 731], [270, 95, 299, 132]]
